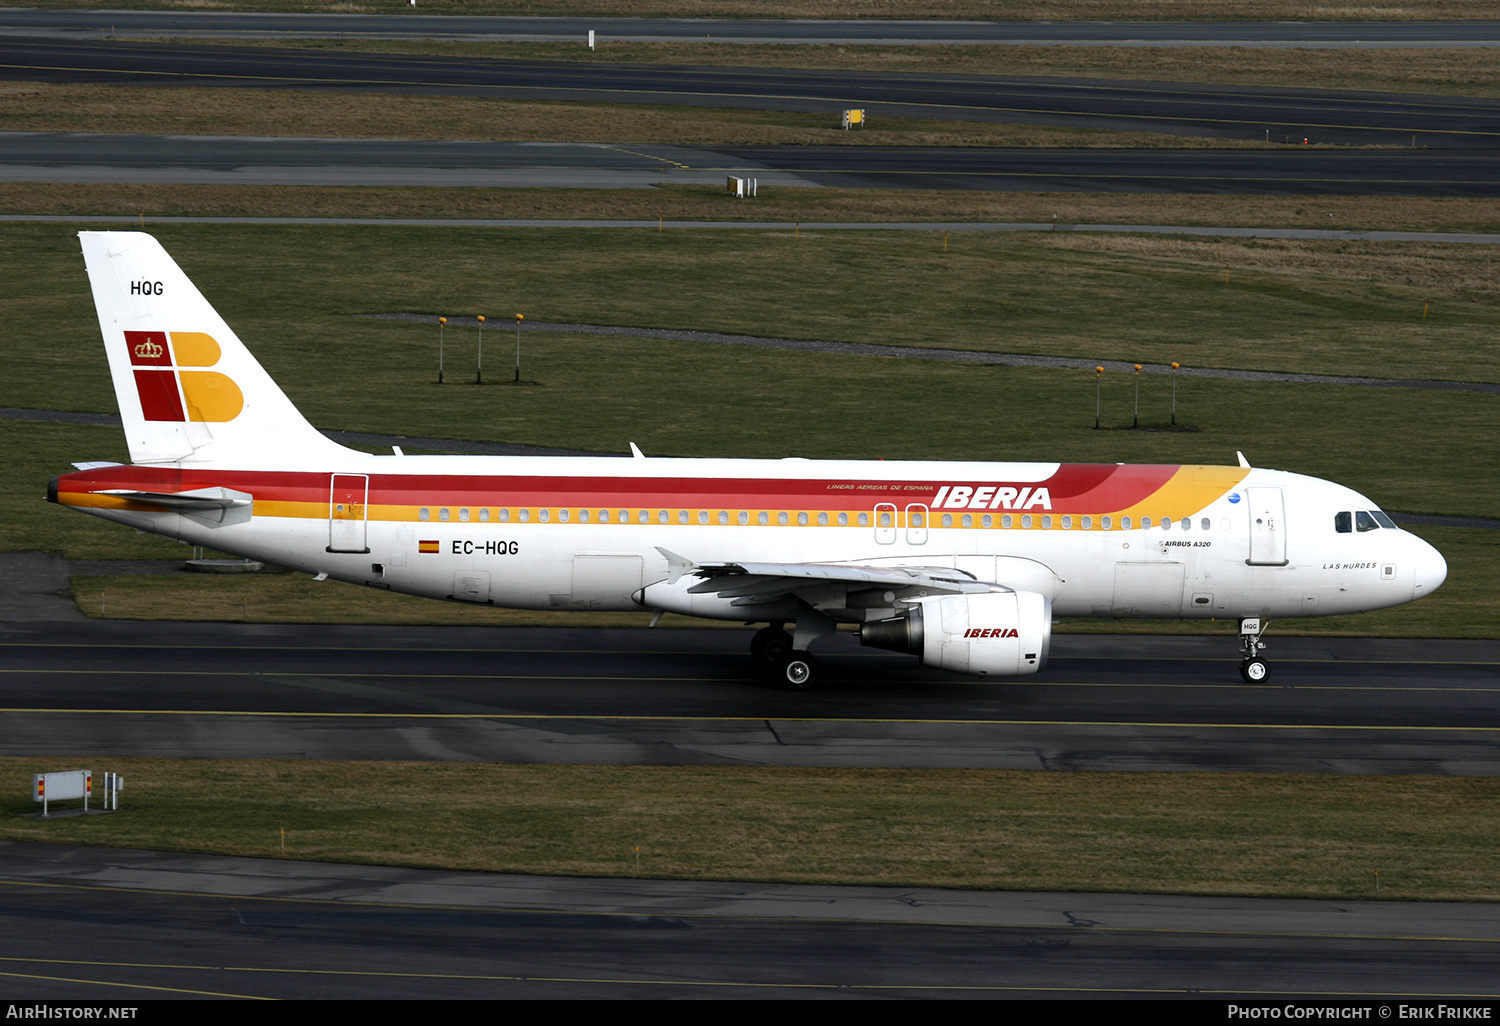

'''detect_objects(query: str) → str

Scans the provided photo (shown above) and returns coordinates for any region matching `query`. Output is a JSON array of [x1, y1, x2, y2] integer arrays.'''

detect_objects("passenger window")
[[1356, 510, 1379, 532], [1335, 511, 1351, 533]]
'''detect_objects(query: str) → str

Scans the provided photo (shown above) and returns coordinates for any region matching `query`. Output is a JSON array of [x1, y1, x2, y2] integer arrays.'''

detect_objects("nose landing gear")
[[1239, 618, 1270, 683]]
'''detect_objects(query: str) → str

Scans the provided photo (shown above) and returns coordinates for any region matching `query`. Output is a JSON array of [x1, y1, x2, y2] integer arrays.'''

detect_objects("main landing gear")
[[750, 624, 818, 690], [1238, 617, 1270, 683]]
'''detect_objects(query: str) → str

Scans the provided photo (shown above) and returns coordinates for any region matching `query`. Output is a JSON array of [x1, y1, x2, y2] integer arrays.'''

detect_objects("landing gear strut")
[[1239, 617, 1270, 683], [750, 623, 818, 690]]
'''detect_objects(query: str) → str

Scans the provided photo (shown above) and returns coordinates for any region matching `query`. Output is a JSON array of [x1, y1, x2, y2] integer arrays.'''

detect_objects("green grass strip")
[[5, 758, 1498, 902]]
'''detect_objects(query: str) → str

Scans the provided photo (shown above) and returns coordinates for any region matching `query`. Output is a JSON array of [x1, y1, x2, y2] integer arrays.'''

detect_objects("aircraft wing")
[[681, 558, 994, 606]]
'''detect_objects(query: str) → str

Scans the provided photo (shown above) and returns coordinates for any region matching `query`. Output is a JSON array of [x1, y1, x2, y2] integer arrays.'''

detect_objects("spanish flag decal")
[[418, 540, 440, 554]]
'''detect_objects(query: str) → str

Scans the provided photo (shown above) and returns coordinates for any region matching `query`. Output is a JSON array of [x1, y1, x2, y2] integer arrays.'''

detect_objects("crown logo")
[[133, 339, 164, 359]]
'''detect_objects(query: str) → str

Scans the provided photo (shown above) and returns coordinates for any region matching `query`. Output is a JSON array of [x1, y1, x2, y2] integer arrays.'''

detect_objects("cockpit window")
[[1337, 510, 1397, 533]]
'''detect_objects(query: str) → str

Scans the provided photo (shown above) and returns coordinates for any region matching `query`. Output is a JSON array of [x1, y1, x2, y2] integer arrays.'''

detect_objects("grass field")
[[9, 184, 1500, 235], [5, 758, 1497, 901], [6, 223, 1498, 393], [232, 39, 1500, 101], [0, 82, 1293, 149]]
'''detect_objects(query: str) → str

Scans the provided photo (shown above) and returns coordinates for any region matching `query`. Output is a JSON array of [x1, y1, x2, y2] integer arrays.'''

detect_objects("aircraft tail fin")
[[78, 231, 359, 467]]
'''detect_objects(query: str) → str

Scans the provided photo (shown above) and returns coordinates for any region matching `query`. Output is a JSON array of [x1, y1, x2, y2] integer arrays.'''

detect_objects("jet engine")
[[860, 590, 1052, 676]]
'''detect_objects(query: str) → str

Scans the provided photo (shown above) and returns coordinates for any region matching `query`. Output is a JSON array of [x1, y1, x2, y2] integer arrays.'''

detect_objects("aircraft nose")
[[1411, 535, 1448, 600]]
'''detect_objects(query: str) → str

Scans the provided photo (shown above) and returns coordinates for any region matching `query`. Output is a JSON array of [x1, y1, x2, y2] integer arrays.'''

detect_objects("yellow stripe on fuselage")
[[1112, 465, 1249, 522]]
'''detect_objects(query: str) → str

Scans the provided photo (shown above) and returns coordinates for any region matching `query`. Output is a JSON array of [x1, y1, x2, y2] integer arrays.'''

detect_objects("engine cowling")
[[860, 590, 1052, 676]]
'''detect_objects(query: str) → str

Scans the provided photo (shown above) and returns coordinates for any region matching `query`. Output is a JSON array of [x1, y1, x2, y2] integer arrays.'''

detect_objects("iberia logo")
[[125, 331, 244, 423]]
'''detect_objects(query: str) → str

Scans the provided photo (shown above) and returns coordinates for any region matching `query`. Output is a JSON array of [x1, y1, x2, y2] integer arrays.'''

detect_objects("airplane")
[[49, 231, 1448, 688]]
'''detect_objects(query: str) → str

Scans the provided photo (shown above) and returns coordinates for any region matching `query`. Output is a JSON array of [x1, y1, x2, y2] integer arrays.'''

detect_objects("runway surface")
[[3, 10, 1498, 48], [9, 131, 1500, 196], [6, 37, 1498, 195], [4, 619, 1497, 774], [8, 39, 1496, 148], [4, 839, 1500, 1000]]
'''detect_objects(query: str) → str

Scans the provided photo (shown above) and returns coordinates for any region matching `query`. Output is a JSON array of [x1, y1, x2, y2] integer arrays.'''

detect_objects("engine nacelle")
[[860, 590, 1052, 676]]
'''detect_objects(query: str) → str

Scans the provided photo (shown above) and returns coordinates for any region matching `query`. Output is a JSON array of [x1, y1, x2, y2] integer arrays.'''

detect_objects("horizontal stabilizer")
[[96, 486, 252, 510], [95, 485, 254, 526]]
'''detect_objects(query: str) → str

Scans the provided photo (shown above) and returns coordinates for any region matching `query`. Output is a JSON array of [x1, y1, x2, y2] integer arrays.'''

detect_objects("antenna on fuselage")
[[1236, 451, 1252, 468]]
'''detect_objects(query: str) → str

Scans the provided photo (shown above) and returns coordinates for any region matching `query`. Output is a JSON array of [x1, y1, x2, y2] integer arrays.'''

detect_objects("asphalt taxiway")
[[4, 839, 1500, 999], [6, 38, 1500, 196], [3, 11, 1498, 48], [3, 619, 1496, 774]]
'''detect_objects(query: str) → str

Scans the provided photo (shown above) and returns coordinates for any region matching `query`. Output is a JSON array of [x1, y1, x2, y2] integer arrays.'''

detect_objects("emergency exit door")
[[328, 474, 370, 553], [1246, 486, 1287, 566]]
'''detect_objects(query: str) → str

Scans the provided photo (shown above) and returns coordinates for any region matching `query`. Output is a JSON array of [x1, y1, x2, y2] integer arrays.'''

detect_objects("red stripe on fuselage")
[[53, 464, 1188, 513]]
